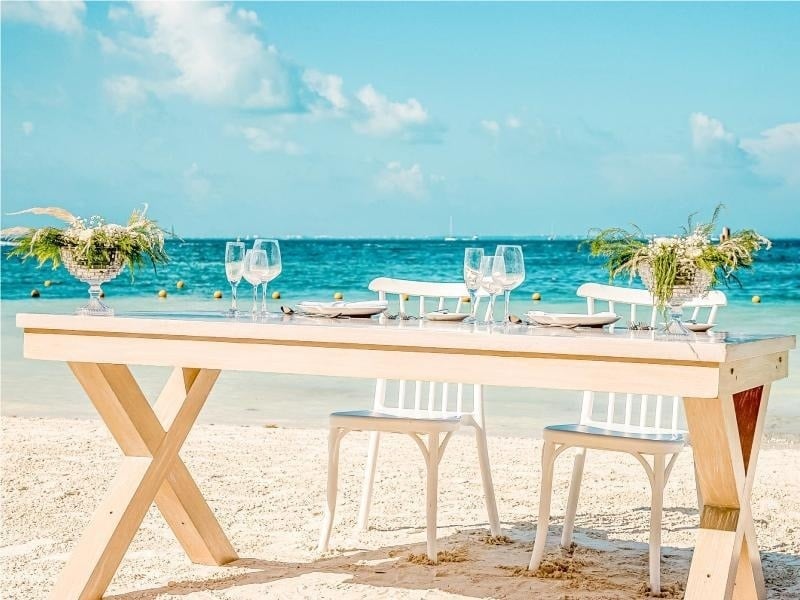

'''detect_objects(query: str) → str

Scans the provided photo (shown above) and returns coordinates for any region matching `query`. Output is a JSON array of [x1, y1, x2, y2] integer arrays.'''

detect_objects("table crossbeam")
[[684, 385, 770, 600], [49, 363, 236, 600]]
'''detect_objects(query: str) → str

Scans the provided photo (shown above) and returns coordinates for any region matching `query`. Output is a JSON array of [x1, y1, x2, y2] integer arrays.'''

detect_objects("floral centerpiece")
[[2, 205, 168, 316], [585, 206, 770, 334]]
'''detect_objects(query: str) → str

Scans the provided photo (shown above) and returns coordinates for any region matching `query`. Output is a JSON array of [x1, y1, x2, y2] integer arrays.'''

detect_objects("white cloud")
[[375, 161, 427, 197], [303, 69, 348, 111], [481, 119, 501, 136], [107, 5, 130, 22], [506, 116, 522, 129], [353, 85, 429, 137], [97, 32, 118, 54], [104, 76, 148, 113], [690, 112, 736, 150], [1, 0, 86, 34], [21, 121, 34, 136], [184, 163, 211, 200], [236, 8, 260, 26], [740, 123, 800, 187], [100, 2, 346, 115], [237, 126, 304, 155], [131, 2, 290, 108]]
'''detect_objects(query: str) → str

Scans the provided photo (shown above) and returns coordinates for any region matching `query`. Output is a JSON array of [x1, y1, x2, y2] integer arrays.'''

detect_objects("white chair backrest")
[[367, 277, 484, 422], [577, 282, 727, 328], [575, 282, 727, 434]]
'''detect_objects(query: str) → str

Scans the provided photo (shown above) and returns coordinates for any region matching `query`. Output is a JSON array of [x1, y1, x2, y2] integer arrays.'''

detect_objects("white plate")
[[526, 311, 620, 328], [685, 322, 714, 332], [296, 301, 388, 318], [424, 311, 469, 322]]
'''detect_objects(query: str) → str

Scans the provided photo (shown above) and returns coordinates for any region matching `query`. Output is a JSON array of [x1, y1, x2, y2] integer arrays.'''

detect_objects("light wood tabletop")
[[16, 311, 795, 600]]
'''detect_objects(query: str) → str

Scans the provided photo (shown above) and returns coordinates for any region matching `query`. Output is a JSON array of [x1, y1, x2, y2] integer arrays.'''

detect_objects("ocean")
[[2, 239, 798, 438], [3, 238, 800, 304]]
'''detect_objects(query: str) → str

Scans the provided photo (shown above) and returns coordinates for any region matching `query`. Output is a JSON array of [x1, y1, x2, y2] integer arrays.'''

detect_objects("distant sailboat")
[[444, 216, 457, 241]]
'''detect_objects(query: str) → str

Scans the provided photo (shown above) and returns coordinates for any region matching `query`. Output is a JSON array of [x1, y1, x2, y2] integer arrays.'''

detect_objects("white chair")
[[529, 282, 727, 593], [318, 278, 501, 562]]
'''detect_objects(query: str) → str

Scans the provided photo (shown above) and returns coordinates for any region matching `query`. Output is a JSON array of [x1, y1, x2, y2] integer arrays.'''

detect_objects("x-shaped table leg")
[[49, 363, 238, 600], [684, 385, 770, 600]]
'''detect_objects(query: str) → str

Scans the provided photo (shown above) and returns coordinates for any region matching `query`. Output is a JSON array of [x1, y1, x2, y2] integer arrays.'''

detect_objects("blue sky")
[[2, 1, 799, 238]]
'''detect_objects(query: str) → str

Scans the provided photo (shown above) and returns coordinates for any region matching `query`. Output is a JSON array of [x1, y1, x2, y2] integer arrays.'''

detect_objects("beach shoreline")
[[2, 416, 799, 599]]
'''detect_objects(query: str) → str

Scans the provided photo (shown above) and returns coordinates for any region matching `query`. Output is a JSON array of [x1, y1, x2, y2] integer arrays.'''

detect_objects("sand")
[[1, 416, 799, 599]]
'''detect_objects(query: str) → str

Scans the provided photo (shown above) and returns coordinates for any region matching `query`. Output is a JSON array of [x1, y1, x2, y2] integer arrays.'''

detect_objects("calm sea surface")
[[2, 239, 798, 438], [2, 238, 799, 304]]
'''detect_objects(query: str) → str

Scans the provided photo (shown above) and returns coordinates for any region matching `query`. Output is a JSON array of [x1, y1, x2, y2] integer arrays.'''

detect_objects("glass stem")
[[261, 282, 268, 315], [468, 289, 478, 318], [252, 284, 259, 317], [230, 282, 238, 312], [487, 294, 496, 323], [88, 283, 102, 305], [503, 289, 511, 321]]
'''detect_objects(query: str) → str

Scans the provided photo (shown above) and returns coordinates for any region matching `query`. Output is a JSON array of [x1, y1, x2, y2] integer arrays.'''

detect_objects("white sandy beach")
[[2, 416, 799, 599]]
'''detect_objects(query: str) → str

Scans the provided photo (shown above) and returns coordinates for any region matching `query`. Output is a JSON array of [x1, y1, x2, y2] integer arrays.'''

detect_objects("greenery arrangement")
[[1, 205, 169, 275], [584, 205, 771, 308]]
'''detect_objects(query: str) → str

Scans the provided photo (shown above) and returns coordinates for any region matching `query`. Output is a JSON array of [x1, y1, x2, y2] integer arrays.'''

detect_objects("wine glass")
[[463, 248, 484, 322], [253, 239, 282, 316], [224, 241, 245, 316], [479, 255, 506, 323], [494, 245, 525, 322], [243, 249, 268, 318]]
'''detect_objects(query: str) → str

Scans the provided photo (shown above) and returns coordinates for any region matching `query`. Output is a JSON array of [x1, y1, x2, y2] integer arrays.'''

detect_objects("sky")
[[2, 1, 799, 238]]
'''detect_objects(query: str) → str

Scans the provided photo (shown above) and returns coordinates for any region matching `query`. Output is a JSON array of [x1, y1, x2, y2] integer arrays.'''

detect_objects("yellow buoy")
[[213, 290, 223, 299], [333, 292, 344, 300], [43, 280, 52, 287], [176, 280, 185, 289], [532, 292, 542, 301], [401, 293, 409, 301], [752, 295, 761, 304], [461, 296, 471, 303], [158, 289, 168, 298], [272, 291, 281, 300], [30, 289, 40, 298]]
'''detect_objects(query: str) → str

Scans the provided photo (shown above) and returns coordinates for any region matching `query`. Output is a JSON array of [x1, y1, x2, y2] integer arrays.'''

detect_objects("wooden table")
[[16, 312, 794, 600]]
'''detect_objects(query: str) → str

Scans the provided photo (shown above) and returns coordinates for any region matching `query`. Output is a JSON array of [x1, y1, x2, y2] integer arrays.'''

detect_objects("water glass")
[[480, 255, 506, 323], [463, 247, 484, 322], [243, 249, 268, 318], [495, 245, 525, 321], [253, 239, 282, 315], [224, 241, 245, 315]]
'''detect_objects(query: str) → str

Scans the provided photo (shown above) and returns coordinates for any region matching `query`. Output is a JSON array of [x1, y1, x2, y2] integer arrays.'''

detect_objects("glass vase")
[[60, 248, 125, 316], [639, 262, 712, 335]]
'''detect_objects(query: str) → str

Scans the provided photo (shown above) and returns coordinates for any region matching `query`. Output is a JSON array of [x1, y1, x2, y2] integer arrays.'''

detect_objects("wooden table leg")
[[49, 363, 238, 600], [684, 385, 770, 600]]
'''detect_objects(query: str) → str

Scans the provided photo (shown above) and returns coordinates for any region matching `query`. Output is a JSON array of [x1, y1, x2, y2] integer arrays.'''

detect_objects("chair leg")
[[356, 431, 381, 532], [425, 432, 440, 563], [474, 426, 501, 536], [561, 447, 587, 548], [318, 427, 346, 552], [648, 454, 665, 594], [529, 440, 557, 571]]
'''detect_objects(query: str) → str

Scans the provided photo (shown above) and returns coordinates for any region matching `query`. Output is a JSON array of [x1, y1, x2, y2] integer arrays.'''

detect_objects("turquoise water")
[[3, 238, 799, 304], [1, 239, 798, 437]]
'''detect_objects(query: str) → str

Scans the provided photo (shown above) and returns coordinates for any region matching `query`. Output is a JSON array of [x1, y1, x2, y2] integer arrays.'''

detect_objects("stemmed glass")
[[495, 245, 525, 322], [480, 255, 506, 323], [253, 239, 282, 317], [224, 241, 245, 316], [243, 249, 268, 318], [463, 248, 484, 322]]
